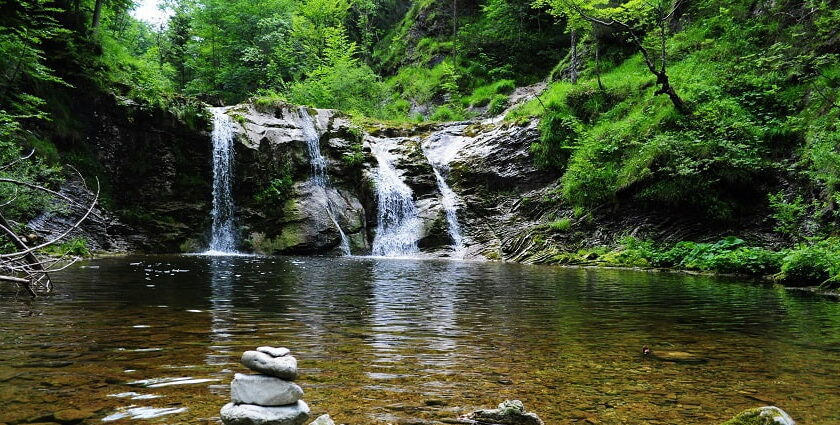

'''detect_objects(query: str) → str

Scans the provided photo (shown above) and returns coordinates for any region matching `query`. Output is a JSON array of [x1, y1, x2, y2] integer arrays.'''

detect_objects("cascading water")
[[370, 138, 423, 257], [298, 108, 351, 255], [423, 128, 467, 257], [206, 108, 239, 254]]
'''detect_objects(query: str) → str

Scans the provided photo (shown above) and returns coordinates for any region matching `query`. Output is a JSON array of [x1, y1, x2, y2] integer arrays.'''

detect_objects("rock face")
[[241, 351, 298, 380], [221, 347, 309, 425], [225, 101, 556, 258], [465, 400, 544, 425], [721, 406, 795, 425], [220, 401, 310, 425], [231, 373, 303, 406]]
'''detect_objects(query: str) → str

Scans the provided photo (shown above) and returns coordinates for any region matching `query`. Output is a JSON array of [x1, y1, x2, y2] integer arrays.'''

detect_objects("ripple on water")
[[101, 406, 188, 421], [0, 255, 838, 425]]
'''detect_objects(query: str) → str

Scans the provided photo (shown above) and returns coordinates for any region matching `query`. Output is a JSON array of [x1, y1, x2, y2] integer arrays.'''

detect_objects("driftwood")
[[0, 152, 98, 298]]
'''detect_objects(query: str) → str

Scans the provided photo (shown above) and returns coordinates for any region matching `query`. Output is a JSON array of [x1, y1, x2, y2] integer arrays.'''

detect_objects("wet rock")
[[241, 351, 297, 380], [464, 400, 544, 425], [231, 373, 303, 406], [308, 414, 335, 425], [52, 408, 94, 424], [721, 406, 795, 425], [220, 400, 310, 425], [257, 347, 290, 358]]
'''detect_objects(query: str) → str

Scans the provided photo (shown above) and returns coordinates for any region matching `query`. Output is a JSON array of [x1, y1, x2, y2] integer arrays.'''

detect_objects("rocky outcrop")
[[217, 101, 559, 258], [40, 92, 213, 253]]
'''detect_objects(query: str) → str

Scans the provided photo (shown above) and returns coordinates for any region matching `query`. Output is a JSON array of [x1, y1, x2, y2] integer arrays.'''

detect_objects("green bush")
[[532, 112, 582, 170], [768, 192, 808, 237], [549, 218, 572, 232], [777, 239, 840, 286], [255, 162, 294, 210], [488, 94, 508, 115]]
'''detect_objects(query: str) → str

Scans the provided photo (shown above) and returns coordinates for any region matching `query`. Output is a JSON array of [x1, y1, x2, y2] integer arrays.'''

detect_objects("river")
[[1, 255, 838, 424]]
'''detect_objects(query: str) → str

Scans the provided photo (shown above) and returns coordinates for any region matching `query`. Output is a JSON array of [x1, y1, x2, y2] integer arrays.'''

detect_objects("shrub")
[[768, 192, 808, 237], [255, 162, 294, 210], [532, 112, 582, 170], [777, 239, 840, 286], [549, 218, 572, 232], [488, 94, 508, 115]]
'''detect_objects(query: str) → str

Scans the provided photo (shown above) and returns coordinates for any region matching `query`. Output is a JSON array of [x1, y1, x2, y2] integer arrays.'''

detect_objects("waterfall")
[[423, 129, 466, 257], [370, 138, 423, 257], [298, 108, 351, 255], [206, 108, 239, 254]]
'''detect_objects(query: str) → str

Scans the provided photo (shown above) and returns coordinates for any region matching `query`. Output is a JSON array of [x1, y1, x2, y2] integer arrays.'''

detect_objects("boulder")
[[221, 401, 310, 425], [241, 351, 297, 380], [257, 347, 290, 358], [464, 400, 544, 425], [308, 414, 335, 425], [231, 373, 303, 406], [721, 406, 795, 425]]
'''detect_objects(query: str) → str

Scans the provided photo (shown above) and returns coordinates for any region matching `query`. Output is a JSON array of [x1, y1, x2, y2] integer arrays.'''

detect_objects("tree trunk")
[[595, 36, 604, 91], [92, 0, 103, 29], [570, 29, 578, 84], [654, 72, 689, 114]]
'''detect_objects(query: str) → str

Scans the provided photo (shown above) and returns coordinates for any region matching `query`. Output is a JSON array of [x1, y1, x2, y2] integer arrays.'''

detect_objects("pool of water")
[[0, 255, 838, 425]]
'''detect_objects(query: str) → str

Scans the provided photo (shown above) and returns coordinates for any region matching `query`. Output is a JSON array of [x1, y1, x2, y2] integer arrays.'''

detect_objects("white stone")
[[220, 401, 309, 425], [231, 373, 303, 406], [241, 351, 297, 380], [257, 347, 290, 358], [308, 414, 334, 425], [758, 406, 796, 425]]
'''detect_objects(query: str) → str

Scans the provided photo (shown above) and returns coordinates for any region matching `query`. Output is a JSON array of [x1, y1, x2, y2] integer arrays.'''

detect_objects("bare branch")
[[0, 178, 99, 259], [0, 149, 35, 171]]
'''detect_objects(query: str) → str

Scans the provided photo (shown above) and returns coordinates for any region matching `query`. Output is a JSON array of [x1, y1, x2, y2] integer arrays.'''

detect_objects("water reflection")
[[0, 256, 838, 425]]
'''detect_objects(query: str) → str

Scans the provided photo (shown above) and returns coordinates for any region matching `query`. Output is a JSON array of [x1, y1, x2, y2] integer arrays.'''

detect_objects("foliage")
[[39, 237, 91, 257], [532, 113, 581, 170], [254, 162, 294, 210], [561, 235, 840, 286], [548, 218, 572, 232], [768, 192, 808, 238], [777, 239, 840, 286]]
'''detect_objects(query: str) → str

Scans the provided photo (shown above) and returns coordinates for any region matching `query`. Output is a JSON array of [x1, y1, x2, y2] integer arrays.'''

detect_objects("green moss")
[[720, 408, 786, 425]]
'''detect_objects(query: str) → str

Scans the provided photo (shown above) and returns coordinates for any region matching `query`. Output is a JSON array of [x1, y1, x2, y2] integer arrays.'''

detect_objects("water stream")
[[369, 138, 423, 256], [298, 108, 351, 255], [206, 108, 238, 254], [423, 129, 467, 257]]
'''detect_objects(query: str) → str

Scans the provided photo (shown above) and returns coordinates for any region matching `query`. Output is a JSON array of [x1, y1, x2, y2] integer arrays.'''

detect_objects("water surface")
[[1, 256, 838, 424]]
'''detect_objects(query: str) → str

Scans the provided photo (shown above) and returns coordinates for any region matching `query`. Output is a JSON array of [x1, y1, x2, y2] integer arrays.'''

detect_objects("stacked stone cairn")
[[221, 347, 310, 425]]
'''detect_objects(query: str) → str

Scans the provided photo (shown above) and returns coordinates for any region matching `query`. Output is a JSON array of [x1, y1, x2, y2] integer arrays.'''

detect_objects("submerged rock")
[[648, 350, 707, 364], [257, 347, 290, 358], [231, 373, 303, 406], [464, 400, 544, 425], [221, 401, 310, 425], [721, 406, 795, 425], [241, 351, 297, 380], [308, 414, 335, 425]]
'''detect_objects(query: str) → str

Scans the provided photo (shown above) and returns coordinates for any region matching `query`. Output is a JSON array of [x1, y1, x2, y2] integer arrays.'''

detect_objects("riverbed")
[[1, 255, 838, 424]]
